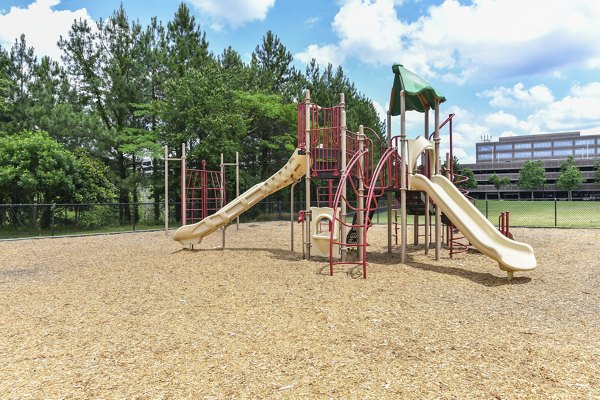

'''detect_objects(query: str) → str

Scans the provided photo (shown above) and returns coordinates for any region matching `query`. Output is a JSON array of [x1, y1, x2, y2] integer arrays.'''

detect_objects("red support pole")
[[201, 160, 208, 220]]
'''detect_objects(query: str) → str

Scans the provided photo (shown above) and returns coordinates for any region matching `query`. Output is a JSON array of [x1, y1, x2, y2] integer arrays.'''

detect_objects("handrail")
[[363, 126, 384, 150], [428, 113, 455, 140]]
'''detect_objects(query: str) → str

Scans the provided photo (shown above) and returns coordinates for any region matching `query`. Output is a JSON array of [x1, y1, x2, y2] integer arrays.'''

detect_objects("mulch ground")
[[0, 222, 599, 399]]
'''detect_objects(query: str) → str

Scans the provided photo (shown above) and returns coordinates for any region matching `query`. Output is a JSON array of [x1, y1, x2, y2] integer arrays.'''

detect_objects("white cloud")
[[484, 111, 519, 128], [295, 44, 345, 67], [304, 16, 320, 27], [526, 82, 600, 132], [479, 83, 554, 108], [437, 81, 600, 163], [296, 0, 600, 81], [187, 0, 275, 29], [0, 0, 92, 61], [371, 100, 386, 123]]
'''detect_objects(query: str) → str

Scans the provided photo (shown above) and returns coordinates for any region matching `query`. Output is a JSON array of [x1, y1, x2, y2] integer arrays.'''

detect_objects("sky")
[[2, 0, 600, 163]]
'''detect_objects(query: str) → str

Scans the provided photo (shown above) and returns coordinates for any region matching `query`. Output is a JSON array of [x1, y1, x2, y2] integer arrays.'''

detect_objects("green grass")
[[369, 200, 600, 228], [475, 200, 600, 228]]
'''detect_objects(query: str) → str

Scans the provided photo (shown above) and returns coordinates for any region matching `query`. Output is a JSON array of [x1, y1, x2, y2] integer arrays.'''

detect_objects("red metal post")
[[201, 160, 208, 220]]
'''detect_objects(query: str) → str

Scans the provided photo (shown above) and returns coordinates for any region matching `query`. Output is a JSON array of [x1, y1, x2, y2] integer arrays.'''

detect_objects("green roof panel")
[[389, 64, 446, 115]]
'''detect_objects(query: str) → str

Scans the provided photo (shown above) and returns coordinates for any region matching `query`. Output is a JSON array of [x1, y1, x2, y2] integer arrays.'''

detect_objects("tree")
[[518, 160, 545, 199], [166, 3, 211, 77], [59, 6, 156, 220], [218, 46, 249, 91], [250, 30, 303, 100], [594, 161, 600, 186], [557, 156, 583, 200], [156, 65, 246, 166], [0, 45, 8, 109], [3, 35, 37, 132], [137, 16, 169, 219], [237, 91, 297, 195], [0, 77, 9, 113], [444, 156, 477, 190], [489, 174, 510, 199], [0, 130, 116, 204], [458, 167, 477, 190]]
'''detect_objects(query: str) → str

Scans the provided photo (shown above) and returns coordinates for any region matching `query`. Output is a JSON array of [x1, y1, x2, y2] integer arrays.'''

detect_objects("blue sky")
[[2, 0, 600, 163]]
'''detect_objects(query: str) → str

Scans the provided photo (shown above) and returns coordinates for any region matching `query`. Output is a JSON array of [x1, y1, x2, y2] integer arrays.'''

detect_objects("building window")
[[575, 148, 592, 157], [533, 150, 551, 157], [553, 149, 573, 156], [478, 153, 493, 161], [495, 144, 512, 151], [497, 152, 513, 159], [533, 142, 551, 148], [575, 138, 595, 145], [514, 152, 532, 158], [478, 145, 493, 152], [553, 140, 572, 147], [514, 143, 531, 149]]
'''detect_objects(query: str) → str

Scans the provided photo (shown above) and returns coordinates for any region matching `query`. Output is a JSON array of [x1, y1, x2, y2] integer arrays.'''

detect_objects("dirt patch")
[[0, 222, 598, 398]]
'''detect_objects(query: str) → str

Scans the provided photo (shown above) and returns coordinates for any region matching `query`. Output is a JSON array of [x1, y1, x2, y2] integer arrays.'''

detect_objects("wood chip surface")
[[0, 222, 599, 399]]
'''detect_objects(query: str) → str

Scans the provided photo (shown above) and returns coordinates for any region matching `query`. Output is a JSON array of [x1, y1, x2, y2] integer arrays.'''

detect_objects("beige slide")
[[410, 174, 536, 273], [173, 149, 307, 245]]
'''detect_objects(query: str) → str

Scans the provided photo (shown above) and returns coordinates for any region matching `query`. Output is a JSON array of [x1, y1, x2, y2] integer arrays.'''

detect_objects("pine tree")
[[59, 5, 156, 221], [166, 3, 211, 78], [250, 30, 303, 100]]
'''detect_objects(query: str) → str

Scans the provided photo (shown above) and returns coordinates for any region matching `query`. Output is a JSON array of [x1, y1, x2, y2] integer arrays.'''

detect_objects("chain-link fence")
[[0, 201, 308, 240], [474, 199, 600, 228], [0, 203, 179, 239], [2, 198, 599, 239]]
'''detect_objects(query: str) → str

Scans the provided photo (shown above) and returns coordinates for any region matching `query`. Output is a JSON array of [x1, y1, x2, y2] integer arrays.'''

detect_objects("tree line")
[[0, 3, 382, 221]]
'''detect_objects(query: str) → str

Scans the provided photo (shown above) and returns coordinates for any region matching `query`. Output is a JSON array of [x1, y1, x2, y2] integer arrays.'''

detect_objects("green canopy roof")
[[389, 64, 446, 115]]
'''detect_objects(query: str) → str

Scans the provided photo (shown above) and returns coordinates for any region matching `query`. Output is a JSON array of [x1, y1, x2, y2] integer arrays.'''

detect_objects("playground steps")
[[396, 190, 433, 215]]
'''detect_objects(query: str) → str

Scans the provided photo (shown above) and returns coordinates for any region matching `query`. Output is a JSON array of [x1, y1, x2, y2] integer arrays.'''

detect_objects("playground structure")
[[165, 145, 239, 247], [173, 64, 536, 279]]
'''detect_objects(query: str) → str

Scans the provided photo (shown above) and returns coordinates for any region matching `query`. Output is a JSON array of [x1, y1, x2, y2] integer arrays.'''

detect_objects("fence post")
[[554, 199, 557, 227], [133, 202, 137, 232], [51, 204, 55, 237], [485, 200, 488, 219]]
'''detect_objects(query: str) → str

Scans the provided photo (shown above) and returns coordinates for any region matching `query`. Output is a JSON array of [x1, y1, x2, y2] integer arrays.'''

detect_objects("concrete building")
[[463, 131, 600, 199]]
